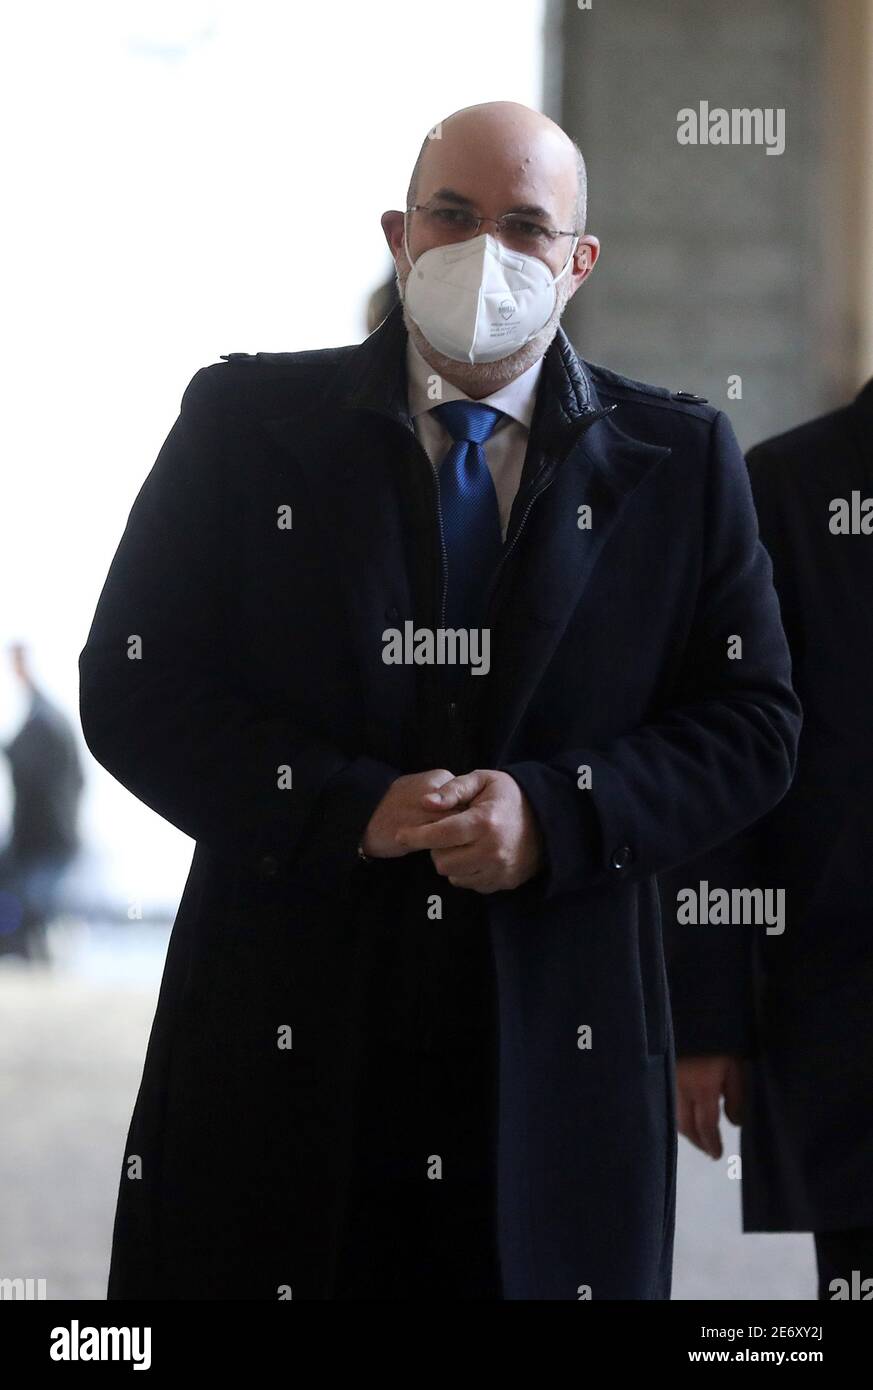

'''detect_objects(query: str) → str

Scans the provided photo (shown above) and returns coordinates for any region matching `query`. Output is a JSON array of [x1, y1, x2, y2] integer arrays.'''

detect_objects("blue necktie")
[[431, 400, 504, 633]]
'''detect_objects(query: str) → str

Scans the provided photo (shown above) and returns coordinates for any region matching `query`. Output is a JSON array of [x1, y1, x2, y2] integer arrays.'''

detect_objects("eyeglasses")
[[407, 203, 577, 256]]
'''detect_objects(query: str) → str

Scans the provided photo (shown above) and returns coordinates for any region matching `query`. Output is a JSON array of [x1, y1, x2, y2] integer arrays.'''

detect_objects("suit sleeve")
[[501, 410, 801, 904], [78, 367, 399, 879]]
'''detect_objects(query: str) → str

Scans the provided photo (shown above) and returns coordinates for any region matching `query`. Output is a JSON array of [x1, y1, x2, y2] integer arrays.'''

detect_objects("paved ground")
[[673, 1125, 814, 1300], [0, 919, 816, 1300]]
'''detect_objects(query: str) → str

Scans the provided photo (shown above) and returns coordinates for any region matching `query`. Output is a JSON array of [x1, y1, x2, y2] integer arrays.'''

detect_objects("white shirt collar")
[[405, 336, 545, 430]]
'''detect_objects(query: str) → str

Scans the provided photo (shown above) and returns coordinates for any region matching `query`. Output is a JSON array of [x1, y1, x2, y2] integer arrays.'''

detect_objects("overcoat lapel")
[[483, 408, 672, 762]]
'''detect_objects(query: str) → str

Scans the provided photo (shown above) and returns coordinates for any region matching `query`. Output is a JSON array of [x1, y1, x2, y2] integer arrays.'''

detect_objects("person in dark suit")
[[664, 379, 873, 1301], [80, 100, 800, 1301], [0, 644, 84, 960]]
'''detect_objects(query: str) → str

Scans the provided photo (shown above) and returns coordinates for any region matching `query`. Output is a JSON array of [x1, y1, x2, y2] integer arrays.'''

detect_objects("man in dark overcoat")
[[80, 101, 800, 1300], [665, 379, 873, 1300]]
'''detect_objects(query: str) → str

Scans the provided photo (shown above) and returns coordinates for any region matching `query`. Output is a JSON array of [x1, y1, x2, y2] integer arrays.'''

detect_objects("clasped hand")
[[360, 767, 544, 894]]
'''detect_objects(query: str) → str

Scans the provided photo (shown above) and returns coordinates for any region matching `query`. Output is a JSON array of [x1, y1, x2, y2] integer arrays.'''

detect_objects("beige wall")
[[821, 0, 873, 394]]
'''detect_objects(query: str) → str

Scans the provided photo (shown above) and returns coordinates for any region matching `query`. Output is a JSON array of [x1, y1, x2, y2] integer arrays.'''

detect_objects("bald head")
[[406, 101, 587, 236]]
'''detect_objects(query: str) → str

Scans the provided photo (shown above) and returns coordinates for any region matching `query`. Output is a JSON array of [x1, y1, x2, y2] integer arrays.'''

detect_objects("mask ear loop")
[[402, 209, 416, 269], [554, 235, 580, 283]]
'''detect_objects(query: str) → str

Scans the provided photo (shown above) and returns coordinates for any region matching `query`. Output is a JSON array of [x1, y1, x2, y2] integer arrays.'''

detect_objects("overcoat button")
[[611, 844, 633, 870], [257, 853, 280, 879]]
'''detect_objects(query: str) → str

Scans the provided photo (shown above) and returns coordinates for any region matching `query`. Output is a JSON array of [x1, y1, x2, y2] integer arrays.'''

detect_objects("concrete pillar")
[[820, 0, 873, 390], [548, 0, 870, 447]]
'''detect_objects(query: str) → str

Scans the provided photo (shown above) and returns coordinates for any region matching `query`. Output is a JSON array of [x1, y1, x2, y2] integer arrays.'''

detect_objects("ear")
[[576, 235, 599, 275], [572, 234, 600, 286], [381, 210, 407, 263]]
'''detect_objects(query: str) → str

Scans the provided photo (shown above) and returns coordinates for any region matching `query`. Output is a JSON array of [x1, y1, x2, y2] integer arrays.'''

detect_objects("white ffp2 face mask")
[[402, 220, 578, 364]]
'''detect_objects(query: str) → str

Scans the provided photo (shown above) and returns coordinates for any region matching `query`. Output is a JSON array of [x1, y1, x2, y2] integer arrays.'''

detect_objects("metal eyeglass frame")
[[405, 203, 578, 245]]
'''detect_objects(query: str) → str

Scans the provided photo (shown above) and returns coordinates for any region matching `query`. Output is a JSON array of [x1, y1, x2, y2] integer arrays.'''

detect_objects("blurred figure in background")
[[664, 379, 873, 1301], [0, 644, 84, 961]]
